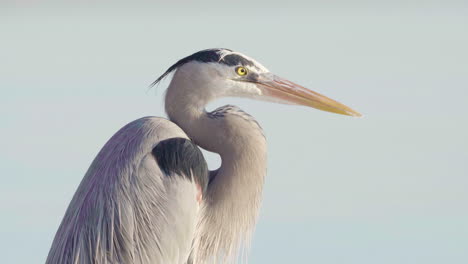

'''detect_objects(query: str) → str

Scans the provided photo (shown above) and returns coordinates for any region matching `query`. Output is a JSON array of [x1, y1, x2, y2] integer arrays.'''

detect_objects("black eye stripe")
[[221, 54, 256, 67], [152, 49, 259, 87]]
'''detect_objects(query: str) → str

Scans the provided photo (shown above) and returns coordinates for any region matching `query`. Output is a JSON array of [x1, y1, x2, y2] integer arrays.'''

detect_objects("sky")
[[1, 1, 467, 263]]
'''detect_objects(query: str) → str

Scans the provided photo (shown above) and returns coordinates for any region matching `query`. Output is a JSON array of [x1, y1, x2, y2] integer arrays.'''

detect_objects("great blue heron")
[[46, 48, 361, 264]]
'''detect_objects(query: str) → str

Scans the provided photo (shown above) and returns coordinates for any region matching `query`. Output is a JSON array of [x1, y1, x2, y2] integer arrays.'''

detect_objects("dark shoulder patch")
[[152, 138, 208, 193]]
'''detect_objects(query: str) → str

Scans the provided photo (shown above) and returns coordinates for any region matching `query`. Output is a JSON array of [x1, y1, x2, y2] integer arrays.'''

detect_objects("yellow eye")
[[235, 66, 248, 76]]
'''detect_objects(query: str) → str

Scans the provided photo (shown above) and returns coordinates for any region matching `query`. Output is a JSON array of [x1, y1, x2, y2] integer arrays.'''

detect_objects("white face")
[[174, 53, 270, 101], [208, 63, 268, 99]]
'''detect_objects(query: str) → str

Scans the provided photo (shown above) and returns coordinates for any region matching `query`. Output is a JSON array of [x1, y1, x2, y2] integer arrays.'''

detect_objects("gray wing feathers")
[[46, 117, 199, 264]]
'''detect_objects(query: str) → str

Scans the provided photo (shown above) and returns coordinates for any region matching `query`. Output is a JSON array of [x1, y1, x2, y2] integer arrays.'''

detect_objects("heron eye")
[[235, 66, 248, 76]]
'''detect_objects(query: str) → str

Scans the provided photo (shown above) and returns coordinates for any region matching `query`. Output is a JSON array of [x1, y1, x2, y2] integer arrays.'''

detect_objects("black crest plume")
[[150, 48, 232, 87]]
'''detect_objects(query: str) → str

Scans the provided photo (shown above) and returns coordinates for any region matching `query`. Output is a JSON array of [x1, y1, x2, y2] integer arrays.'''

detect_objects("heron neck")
[[165, 88, 267, 262], [193, 127, 266, 262]]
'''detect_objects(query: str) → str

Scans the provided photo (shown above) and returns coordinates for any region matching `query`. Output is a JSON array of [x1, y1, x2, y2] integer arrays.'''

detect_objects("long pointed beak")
[[255, 73, 361, 117]]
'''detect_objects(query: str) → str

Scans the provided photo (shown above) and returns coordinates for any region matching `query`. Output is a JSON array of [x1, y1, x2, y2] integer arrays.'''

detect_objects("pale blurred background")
[[1, 1, 467, 263]]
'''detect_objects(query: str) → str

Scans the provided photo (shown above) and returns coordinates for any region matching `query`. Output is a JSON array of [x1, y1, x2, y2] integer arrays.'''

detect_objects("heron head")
[[153, 48, 361, 117]]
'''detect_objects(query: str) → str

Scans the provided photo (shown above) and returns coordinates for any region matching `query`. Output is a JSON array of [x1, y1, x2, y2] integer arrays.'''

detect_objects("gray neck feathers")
[[190, 106, 267, 264], [166, 86, 267, 263]]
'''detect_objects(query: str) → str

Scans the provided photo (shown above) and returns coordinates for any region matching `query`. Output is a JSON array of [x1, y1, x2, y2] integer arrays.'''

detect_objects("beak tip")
[[350, 111, 363, 118], [338, 107, 362, 118]]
